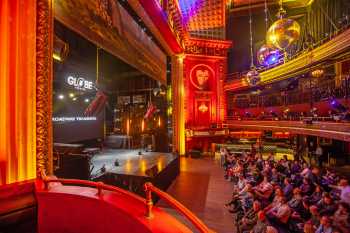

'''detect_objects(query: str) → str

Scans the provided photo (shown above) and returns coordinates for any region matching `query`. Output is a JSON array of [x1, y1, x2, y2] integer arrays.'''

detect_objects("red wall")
[[184, 55, 226, 129]]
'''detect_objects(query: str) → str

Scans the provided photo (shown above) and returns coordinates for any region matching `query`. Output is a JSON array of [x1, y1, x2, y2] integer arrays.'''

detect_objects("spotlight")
[[72, 97, 77, 101], [69, 93, 75, 98], [85, 98, 90, 103], [58, 94, 64, 100]]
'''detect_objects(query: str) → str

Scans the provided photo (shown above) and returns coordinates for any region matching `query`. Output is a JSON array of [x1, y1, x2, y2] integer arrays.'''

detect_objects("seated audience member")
[[332, 202, 350, 233], [264, 187, 285, 214], [267, 197, 292, 233], [291, 160, 301, 174], [250, 211, 269, 233], [300, 178, 314, 196], [317, 193, 337, 216], [329, 178, 350, 205], [254, 174, 273, 206], [303, 220, 315, 233], [289, 188, 303, 211], [283, 177, 294, 200], [301, 163, 312, 179], [310, 185, 324, 205], [270, 168, 282, 186], [309, 205, 321, 228], [239, 201, 262, 233], [315, 216, 333, 233]]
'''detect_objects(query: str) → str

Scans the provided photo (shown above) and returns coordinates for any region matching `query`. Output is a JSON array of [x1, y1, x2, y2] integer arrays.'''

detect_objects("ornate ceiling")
[[178, 0, 225, 40]]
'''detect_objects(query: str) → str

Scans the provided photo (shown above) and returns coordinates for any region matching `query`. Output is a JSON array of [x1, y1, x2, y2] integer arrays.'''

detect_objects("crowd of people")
[[221, 146, 350, 233]]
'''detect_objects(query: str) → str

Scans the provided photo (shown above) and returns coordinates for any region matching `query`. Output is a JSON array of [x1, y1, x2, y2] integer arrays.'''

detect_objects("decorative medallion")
[[190, 64, 215, 90]]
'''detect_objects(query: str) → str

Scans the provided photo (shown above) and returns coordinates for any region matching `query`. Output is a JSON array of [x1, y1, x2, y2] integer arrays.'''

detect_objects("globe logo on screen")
[[67, 75, 93, 91]]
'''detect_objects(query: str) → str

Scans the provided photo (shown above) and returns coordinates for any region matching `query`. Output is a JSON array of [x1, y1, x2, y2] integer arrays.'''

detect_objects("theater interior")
[[1, 0, 350, 233]]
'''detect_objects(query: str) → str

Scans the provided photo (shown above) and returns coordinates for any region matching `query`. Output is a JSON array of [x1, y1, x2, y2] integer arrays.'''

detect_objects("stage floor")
[[90, 149, 177, 178]]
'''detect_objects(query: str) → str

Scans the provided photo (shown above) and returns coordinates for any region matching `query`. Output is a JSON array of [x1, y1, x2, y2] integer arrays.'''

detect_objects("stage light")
[[58, 94, 65, 100], [72, 97, 77, 101], [69, 93, 75, 98], [84, 98, 89, 103]]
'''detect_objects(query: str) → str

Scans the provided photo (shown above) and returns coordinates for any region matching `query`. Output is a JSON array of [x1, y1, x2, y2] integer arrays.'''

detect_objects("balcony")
[[224, 119, 350, 141]]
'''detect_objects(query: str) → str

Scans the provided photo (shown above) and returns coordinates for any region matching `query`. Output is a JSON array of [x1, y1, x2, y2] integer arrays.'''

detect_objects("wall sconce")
[[198, 102, 208, 113]]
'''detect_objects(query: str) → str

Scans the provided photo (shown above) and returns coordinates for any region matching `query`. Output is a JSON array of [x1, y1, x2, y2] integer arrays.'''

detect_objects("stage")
[[90, 149, 180, 198], [90, 149, 177, 178]]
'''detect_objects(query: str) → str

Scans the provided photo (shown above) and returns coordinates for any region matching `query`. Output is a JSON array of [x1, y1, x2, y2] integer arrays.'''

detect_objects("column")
[[171, 55, 185, 155]]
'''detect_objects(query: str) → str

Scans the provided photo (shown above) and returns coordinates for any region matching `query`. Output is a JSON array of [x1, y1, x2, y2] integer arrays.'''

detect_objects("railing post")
[[144, 182, 154, 219], [96, 181, 104, 197]]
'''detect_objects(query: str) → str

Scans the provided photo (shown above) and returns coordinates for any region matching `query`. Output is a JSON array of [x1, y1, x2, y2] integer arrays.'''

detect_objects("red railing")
[[40, 174, 214, 233], [144, 182, 214, 233]]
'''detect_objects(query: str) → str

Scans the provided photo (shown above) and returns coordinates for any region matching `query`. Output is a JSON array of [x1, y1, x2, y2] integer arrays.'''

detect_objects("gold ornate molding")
[[36, 0, 53, 175], [185, 38, 232, 57]]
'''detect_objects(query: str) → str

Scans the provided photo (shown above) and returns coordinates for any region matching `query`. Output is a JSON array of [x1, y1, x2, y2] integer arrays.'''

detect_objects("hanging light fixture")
[[257, 0, 282, 67], [311, 68, 324, 78], [266, 0, 300, 50], [246, 0, 260, 86], [257, 44, 282, 66]]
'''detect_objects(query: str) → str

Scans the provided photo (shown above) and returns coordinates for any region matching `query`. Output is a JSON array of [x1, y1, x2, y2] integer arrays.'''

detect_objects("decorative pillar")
[[36, 0, 53, 175], [335, 62, 342, 88], [171, 55, 186, 155]]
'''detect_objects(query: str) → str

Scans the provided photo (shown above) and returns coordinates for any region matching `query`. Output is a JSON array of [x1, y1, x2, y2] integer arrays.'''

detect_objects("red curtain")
[[0, 0, 37, 184]]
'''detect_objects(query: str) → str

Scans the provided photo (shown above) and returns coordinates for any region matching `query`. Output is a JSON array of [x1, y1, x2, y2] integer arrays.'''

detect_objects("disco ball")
[[246, 69, 260, 86], [266, 18, 301, 50], [257, 44, 281, 66]]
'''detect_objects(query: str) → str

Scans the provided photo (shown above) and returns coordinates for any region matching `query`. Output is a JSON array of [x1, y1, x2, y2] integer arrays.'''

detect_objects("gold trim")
[[36, 0, 53, 175]]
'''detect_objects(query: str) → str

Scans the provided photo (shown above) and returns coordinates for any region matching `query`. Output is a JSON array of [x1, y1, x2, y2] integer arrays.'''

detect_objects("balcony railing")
[[231, 78, 350, 109], [40, 172, 213, 233]]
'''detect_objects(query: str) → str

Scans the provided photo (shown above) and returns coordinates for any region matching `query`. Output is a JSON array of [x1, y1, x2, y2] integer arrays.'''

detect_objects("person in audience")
[[267, 197, 292, 233], [303, 220, 315, 233], [254, 173, 274, 207], [250, 211, 269, 233], [315, 216, 333, 233], [329, 178, 350, 205], [264, 187, 285, 214], [317, 193, 337, 216], [309, 205, 321, 228], [332, 202, 350, 233], [289, 188, 303, 212], [283, 177, 294, 200], [223, 146, 350, 233], [239, 200, 262, 233], [310, 185, 324, 205], [300, 178, 314, 196]]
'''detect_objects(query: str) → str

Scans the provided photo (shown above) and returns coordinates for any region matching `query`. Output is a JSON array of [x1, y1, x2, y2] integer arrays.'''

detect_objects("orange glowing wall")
[[0, 0, 37, 184]]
